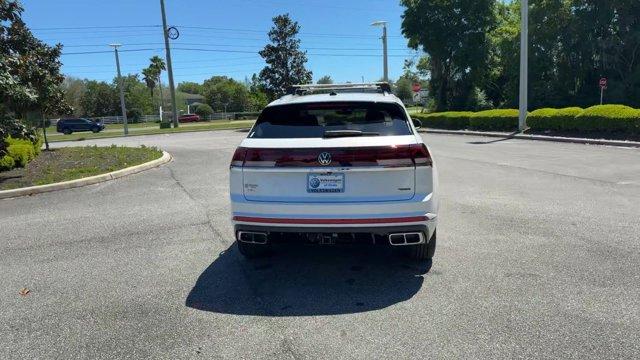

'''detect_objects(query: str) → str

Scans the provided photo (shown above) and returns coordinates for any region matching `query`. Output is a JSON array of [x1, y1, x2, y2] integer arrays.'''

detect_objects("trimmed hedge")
[[412, 111, 472, 130], [469, 109, 520, 131], [527, 107, 583, 131], [422, 105, 639, 134], [574, 105, 640, 133]]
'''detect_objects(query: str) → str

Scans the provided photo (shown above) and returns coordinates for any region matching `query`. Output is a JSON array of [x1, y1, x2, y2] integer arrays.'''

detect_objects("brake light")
[[411, 143, 433, 167], [232, 145, 432, 168], [230, 147, 247, 168]]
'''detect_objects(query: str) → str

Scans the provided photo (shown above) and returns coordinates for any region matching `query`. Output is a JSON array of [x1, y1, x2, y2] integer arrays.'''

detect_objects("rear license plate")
[[307, 173, 345, 193]]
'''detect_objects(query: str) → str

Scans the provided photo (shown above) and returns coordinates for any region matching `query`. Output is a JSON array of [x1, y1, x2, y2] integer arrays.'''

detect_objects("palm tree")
[[147, 56, 167, 119], [141, 67, 156, 97]]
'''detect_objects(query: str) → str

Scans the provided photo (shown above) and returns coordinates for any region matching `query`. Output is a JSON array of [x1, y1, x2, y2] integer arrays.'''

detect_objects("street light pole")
[[109, 43, 128, 136], [160, 0, 179, 128], [371, 21, 388, 82], [518, 0, 528, 132]]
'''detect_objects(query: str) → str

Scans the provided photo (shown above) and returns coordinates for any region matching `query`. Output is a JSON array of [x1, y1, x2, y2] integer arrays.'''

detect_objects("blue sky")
[[22, 0, 419, 85]]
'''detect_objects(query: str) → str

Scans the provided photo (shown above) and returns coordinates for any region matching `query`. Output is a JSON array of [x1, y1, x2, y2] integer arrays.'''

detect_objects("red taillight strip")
[[231, 144, 432, 168], [232, 216, 428, 224]]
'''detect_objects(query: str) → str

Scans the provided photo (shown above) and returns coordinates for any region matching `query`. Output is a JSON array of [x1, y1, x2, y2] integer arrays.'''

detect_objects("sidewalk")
[[419, 128, 640, 148]]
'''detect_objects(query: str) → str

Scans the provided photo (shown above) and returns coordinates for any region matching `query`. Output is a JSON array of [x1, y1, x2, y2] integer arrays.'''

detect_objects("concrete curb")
[[419, 129, 640, 148], [0, 151, 172, 200]]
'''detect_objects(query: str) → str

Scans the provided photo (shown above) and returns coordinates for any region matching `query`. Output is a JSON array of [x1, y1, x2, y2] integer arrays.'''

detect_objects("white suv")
[[229, 83, 438, 260]]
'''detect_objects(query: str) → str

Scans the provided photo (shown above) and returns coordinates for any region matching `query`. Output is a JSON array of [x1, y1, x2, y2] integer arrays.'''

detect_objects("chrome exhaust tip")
[[237, 231, 268, 244], [388, 232, 425, 246]]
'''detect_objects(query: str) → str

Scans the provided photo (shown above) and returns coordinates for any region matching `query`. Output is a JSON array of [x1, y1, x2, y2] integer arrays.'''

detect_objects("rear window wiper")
[[323, 130, 380, 138]]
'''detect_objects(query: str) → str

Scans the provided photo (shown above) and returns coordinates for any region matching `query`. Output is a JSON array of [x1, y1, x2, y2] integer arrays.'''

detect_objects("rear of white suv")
[[229, 84, 438, 260]]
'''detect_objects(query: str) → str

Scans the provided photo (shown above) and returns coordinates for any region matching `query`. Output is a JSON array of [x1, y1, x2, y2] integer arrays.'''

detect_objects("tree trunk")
[[41, 114, 50, 151]]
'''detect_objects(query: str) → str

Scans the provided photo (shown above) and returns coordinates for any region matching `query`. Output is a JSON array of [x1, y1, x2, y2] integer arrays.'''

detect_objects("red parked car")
[[178, 114, 201, 123]]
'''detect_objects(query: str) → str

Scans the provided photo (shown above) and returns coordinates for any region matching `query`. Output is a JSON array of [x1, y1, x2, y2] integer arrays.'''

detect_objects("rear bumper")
[[234, 223, 433, 246]]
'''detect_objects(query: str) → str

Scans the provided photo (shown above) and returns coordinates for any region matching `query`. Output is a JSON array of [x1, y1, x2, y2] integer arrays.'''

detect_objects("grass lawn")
[[0, 145, 163, 190], [43, 120, 255, 142]]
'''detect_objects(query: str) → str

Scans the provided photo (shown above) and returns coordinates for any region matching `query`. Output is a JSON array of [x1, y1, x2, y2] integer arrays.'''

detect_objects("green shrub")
[[0, 154, 15, 171], [159, 122, 171, 129], [7, 144, 35, 167], [413, 111, 473, 129], [574, 105, 640, 133], [469, 109, 520, 131], [127, 108, 143, 123], [527, 107, 584, 131], [194, 103, 214, 117]]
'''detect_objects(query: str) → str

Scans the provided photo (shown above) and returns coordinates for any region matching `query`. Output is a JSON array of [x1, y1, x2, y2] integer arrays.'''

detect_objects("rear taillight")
[[411, 143, 433, 167], [230, 147, 247, 168], [231, 145, 432, 168]]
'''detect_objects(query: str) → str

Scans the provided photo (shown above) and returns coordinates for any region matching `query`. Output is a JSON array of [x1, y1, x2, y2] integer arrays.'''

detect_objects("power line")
[[170, 47, 412, 57], [61, 55, 261, 69], [59, 41, 412, 52], [32, 25, 161, 31], [62, 48, 161, 55], [67, 61, 265, 74]]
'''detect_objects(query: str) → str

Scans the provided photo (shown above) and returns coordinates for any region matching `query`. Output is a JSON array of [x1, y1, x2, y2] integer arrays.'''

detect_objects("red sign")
[[412, 83, 421, 92], [599, 78, 607, 88]]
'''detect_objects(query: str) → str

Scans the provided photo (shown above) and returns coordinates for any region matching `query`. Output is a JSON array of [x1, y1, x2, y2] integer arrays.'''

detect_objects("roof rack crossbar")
[[287, 82, 392, 95]]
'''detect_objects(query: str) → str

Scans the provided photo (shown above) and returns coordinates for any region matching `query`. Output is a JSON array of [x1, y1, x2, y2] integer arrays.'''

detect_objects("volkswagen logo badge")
[[317, 152, 332, 166]]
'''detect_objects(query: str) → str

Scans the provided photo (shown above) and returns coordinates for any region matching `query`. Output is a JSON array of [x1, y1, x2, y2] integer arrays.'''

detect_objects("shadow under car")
[[185, 243, 433, 317]]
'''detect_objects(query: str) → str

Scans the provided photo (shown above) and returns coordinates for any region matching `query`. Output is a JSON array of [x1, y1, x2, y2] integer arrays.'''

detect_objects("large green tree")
[[259, 14, 312, 99], [401, 0, 496, 111], [317, 75, 333, 84], [202, 76, 249, 112], [80, 80, 118, 117], [1, 0, 70, 151], [177, 81, 204, 95]]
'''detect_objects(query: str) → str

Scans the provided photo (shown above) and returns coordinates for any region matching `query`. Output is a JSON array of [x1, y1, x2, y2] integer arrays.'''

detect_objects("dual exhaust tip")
[[238, 231, 425, 246], [238, 231, 268, 244], [388, 232, 425, 246]]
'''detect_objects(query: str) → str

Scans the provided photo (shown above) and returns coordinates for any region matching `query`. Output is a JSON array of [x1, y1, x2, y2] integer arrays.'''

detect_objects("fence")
[[51, 112, 260, 125]]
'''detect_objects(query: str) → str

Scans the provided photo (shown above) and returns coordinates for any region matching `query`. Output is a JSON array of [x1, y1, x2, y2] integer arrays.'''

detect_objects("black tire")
[[91, 127, 100, 133], [237, 241, 270, 258], [407, 230, 436, 260], [63, 128, 72, 135]]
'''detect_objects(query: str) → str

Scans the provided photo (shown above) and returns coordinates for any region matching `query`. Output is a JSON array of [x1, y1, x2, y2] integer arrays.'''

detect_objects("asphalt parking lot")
[[1, 130, 639, 359]]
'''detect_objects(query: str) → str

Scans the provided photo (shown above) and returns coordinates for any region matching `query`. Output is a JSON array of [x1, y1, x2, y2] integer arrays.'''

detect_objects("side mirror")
[[412, 118, 422, 129]]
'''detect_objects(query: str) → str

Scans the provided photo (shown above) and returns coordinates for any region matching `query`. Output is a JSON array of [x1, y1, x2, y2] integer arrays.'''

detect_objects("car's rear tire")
[[407, 230, 436, 260], [237, 241, 270, 258], [63, 128, 72, 135]]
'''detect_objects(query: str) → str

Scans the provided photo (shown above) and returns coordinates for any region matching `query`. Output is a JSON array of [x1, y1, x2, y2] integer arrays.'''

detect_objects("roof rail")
[[287, 82, 392, 95]]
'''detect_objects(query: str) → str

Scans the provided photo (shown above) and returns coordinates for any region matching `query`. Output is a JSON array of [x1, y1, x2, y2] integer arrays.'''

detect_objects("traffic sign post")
[[599, 78, 607, 105]]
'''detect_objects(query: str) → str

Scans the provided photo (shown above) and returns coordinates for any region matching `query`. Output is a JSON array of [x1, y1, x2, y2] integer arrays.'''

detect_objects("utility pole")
[[160, 0, 179, 128], [110, 43, 128, 135], [518, 0, 528, 132], [371, 21, 388, 82]]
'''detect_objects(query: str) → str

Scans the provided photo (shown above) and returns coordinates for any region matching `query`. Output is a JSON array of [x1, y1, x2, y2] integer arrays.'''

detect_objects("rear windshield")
[[249, 102, 412, 138]]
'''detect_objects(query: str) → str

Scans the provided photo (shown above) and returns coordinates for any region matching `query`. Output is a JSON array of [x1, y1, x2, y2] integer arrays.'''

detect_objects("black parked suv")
[[56, 118, 105, 134]]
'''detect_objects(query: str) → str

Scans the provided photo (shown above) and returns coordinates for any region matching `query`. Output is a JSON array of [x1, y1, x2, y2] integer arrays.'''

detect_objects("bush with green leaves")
[[469, 109, 520, 131], [1, 136, 42, 171], [127, 108, 143, 123], [527, 107, 584, 131], [194, 103, 213, 117], [0, 154, 14, 171], [7, 143, 35, 167], [412, 111, 473, 129], [573, 105, 640, 133]]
